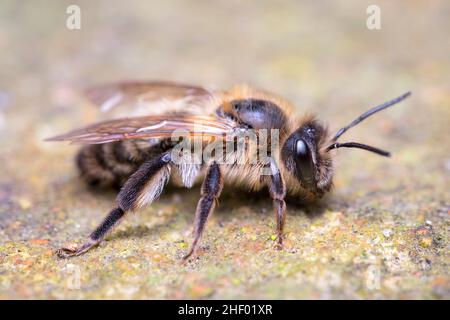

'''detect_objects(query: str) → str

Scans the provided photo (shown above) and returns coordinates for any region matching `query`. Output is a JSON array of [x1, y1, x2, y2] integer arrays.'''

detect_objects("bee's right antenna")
[[331, 91, 411, 142]]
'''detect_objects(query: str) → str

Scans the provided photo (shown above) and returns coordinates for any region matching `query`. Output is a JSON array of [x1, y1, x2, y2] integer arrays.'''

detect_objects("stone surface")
[[0, 1, 449, 299]]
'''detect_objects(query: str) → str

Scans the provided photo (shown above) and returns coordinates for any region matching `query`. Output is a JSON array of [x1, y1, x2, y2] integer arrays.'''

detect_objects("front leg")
[[183, 161, 223, 260], [57, 152, 172, 258], [267, 160, 287, 248]]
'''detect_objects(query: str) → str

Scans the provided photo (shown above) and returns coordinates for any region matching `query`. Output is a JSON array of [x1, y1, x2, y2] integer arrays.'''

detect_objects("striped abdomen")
[[76, 140, 165, 189]]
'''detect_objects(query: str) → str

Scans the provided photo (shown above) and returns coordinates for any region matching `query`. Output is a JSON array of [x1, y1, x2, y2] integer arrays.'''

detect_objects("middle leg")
[[267, 160, 287, 248], [183, 161, 223, 260]]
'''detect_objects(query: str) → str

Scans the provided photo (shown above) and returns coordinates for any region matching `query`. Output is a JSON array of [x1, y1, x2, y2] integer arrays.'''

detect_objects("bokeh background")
[[0, 0, 449, 299]]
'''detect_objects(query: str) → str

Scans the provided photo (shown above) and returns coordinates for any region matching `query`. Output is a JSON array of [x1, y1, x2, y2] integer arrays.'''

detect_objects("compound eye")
[[294, 139, 316, 190], [296, 139, 308, 157]]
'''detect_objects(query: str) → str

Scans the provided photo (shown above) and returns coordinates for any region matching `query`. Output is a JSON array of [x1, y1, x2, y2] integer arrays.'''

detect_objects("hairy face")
[[282, 118, 333, 197]]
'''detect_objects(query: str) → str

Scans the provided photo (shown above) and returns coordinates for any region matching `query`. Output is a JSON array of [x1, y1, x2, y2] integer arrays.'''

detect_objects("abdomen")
[[76, 140, 163, 189]]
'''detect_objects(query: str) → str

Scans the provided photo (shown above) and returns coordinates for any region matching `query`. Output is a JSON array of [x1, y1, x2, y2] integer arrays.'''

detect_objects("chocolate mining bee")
[[47, 81, 411, 259]]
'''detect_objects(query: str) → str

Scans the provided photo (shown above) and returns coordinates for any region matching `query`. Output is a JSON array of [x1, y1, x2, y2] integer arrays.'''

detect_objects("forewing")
[[85, 81, 218, 116], [46, 115, 235, 144]]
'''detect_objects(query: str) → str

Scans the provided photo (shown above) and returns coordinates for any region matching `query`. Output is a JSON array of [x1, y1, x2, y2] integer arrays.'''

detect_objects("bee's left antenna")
[[331, 91, 411, 142], [326, 142, 391, 157]]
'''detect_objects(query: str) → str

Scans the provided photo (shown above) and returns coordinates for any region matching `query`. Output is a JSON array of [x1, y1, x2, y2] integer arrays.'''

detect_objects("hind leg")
[[57, 152, 172, 258]]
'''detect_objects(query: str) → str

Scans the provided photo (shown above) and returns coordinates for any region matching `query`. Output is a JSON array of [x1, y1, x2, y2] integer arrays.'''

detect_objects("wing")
[[46, 115, 235, 145], [85, 81, 219, 117]]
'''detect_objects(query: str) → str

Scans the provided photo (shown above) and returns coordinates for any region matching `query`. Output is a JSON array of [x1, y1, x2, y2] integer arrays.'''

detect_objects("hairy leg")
[[267, 160, 286, 248], [183, 161, 223, 260], [57, 152, 172, 258]]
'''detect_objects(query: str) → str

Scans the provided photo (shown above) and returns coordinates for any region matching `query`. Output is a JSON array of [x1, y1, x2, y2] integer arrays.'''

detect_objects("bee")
[[47, 81, 411, 259]]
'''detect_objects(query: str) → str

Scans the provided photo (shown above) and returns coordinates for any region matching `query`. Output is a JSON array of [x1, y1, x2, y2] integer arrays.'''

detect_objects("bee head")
[[281, 91, 411, 197], [281, 117, 333, 197]]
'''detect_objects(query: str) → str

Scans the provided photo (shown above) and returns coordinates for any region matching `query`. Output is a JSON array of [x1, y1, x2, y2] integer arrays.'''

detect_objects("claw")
[[56, 247, 79, 258], [182, 247, 195, 261], [275, 234, 284, 250], [55, 240, 98, 258]]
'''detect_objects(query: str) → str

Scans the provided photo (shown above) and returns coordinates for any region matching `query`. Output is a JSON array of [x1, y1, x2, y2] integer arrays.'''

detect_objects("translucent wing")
[[85, 81, 218, 116], [46, 115, 235, 144]]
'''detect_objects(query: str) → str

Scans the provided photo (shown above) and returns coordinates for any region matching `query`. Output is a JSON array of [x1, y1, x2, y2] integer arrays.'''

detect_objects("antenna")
[[326, 142, 391, 157], [331, 91, 411, 142]]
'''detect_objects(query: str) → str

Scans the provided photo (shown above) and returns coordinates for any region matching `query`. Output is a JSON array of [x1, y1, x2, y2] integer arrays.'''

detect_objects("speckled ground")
[[0, 1, 449, 299]]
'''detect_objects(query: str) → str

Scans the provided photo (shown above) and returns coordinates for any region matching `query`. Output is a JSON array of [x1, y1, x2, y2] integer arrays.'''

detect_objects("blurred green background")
[[0, 1, 448, 299]]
